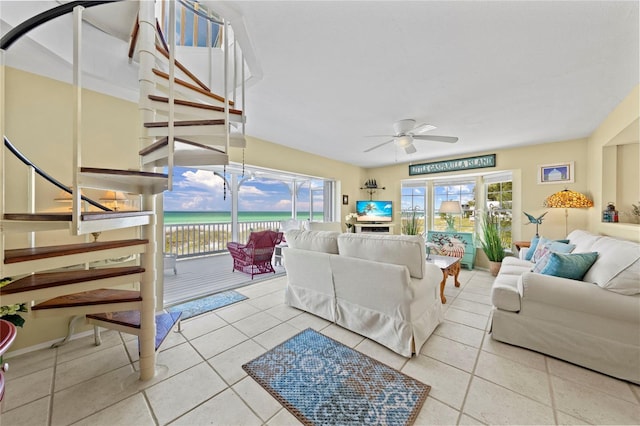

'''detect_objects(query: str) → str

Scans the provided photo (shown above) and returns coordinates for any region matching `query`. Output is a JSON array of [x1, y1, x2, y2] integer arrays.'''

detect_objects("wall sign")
[[409, 154, 496, 176]]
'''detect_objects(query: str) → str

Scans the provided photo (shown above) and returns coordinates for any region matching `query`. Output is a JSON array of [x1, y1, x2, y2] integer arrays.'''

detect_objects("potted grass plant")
[[401, 207, 423, 236], [479, 210, 506, 276]]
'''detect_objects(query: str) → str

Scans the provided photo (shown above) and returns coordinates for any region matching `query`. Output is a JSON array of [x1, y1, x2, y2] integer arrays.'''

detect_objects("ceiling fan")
[[364, 119, 458, 154]]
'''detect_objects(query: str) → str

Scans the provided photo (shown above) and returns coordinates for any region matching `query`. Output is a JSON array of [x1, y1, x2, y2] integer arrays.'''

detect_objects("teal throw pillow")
[[524, 236, 540, 261], [540, 252, 599, 280]]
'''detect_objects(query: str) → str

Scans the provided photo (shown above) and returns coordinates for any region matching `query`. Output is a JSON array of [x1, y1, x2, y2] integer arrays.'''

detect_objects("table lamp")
[[100, 191, 128, 211], [439, 201, 462, 232]]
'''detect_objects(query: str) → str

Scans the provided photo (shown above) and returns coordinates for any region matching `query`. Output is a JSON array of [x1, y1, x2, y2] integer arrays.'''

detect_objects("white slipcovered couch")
[[491, 230, 640, 383], [283, 230, 443, 357]]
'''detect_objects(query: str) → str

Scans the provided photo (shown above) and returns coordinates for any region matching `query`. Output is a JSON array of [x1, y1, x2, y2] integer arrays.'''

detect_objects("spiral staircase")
[[0, 0, 248, 381]]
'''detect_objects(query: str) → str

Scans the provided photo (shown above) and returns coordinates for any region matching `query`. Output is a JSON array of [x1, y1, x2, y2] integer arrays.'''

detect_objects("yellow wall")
[[368, 138, 591, 242], [2, 68, 362, 351], [3, 68, 147, 350], [233, 135, 364, 225], [587, 85, 640, 240], [3, 68, 638, 352]]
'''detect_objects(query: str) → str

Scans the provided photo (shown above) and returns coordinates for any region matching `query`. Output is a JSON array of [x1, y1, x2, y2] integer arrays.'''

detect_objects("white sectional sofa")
[[491, 230, 640, 383], [283, 230, 443, 357]]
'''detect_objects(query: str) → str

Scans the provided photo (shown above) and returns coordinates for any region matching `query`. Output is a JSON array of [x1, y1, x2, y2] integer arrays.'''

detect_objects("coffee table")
[[427, 254, 461, 304]]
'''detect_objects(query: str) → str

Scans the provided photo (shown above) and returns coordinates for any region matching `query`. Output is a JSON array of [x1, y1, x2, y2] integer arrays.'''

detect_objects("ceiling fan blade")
[[364, 134, 395, 138], [404, 144, 417, 154], [411, 123, 437, 134], [412, 135, 459, 143], [364, 139, 394, 153]]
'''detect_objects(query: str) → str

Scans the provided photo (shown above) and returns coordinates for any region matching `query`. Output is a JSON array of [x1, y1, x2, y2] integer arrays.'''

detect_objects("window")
[[401, 171, 513, 242], [484, 173, 513, 248], [401, 184, 426, 234], [433, 181, 476, 233], [298, 179, 331, 221]]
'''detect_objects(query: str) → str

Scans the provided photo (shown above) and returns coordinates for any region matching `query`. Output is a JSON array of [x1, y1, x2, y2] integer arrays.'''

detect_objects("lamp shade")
[[544, 189, 593, 209], [54, 190, 73, 202], [544, 189, 593, 236], [99, 191, 128, 211], [100, 191, 127, 202], [439, 201, 462, 214]]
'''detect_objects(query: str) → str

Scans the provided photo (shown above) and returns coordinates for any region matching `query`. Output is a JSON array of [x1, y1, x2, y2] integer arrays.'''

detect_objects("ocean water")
[[164, 211, 321, 225]]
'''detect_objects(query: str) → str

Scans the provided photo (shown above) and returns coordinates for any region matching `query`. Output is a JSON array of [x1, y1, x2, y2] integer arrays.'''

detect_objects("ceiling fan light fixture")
[[396, 135, 413, 147]]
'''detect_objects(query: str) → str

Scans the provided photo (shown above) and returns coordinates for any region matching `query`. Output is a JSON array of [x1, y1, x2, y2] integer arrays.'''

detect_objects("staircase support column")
[[71, 5, 84, 235], [138, 0, 158, 382], [0, 49, 5, 277], [231, 173, 239, 242]]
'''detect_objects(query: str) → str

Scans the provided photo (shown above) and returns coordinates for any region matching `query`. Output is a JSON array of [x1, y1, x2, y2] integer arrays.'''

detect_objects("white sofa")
[[305, 221, 343, 232], [283, 230, 443, 357], [491, 230, 640, 383]]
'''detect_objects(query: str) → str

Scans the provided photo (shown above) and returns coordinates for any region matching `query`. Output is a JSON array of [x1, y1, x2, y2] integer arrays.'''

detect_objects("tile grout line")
[[456, 306, 491, 424], [454, 272, 488, 425], [545, 355, 561, 425], [46, 347, 58, 426]]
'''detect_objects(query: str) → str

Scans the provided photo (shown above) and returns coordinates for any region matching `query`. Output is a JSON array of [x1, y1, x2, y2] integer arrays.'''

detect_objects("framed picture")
[[342, 195, 349, 205], [537, 161, 574, 184]]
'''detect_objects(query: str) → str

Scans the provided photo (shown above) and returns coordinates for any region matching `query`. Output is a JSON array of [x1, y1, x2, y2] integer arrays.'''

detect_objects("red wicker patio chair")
[[227, 230, 284, 279]]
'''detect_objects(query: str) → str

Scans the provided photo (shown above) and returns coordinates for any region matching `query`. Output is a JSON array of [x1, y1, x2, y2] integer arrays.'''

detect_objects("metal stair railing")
[[3, 136, 111, 212]]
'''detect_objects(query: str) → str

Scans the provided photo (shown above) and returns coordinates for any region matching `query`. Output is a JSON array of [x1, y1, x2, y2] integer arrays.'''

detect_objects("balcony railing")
[[164, 220, 283, 258]]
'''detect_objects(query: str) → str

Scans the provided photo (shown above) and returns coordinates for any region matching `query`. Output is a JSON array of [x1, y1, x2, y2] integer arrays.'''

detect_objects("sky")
[[163, 167, 319, 212]]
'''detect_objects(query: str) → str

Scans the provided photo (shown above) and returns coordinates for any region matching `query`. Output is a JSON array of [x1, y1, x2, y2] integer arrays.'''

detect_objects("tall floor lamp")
[[543, 189, 593, 236]]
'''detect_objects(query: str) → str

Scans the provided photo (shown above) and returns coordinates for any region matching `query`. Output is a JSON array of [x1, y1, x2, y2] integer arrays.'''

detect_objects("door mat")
[[166, 290, 247, 320], [243, 328, 430, 426]]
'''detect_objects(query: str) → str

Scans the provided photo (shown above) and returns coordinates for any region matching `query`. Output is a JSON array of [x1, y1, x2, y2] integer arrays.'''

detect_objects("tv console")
[[355, 224, 394, 234]]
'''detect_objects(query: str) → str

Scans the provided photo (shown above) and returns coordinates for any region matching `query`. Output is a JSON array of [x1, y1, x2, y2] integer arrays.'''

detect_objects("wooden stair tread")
[[139, 137, 225, 156], [143, 119, 225, 128], [32, 289, 141, 310], [152, 68, 234, 106], [3, 211, 153, 222], [155, 45, 210, 92], [148, 95, 242, 115], [87, 311, 182, 351], [0, 266, 144, 295], [79, 167, 167, 179], [87, 310, 141, 328], [5, 239, 148, 264]]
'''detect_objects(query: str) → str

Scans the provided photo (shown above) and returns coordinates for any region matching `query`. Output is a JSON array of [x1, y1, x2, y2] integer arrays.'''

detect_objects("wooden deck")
[[162, 253, 286, 306]]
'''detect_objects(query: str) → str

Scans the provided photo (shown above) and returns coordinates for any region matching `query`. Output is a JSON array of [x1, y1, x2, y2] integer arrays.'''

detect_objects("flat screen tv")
[[356, 200, 393, 222]]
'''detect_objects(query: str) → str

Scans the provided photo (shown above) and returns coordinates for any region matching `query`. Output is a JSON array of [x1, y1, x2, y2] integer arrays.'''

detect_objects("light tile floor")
[[2, 269, 640, 425]]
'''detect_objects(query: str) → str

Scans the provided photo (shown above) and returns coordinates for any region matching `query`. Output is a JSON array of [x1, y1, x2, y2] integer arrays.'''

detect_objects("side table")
[[427, 254, 461, 304], [513, 240, 531, 254], [274, 243, 287, 266]]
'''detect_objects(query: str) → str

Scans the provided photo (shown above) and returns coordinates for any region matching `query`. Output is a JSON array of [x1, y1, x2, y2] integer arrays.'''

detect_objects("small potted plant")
[[344, 212, 358, 232], [0, 277, 27, 328], [478, 210, 506, 276]]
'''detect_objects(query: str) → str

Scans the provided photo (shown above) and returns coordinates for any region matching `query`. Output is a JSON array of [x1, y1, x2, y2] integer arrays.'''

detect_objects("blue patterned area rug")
[[166, 290, 247, 320], [243, 328, 430, 426]]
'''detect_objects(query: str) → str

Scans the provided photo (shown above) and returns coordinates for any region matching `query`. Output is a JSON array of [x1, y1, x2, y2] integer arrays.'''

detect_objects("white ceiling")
[[212, 0, 639, 168], [2, 1, 638, 169]]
